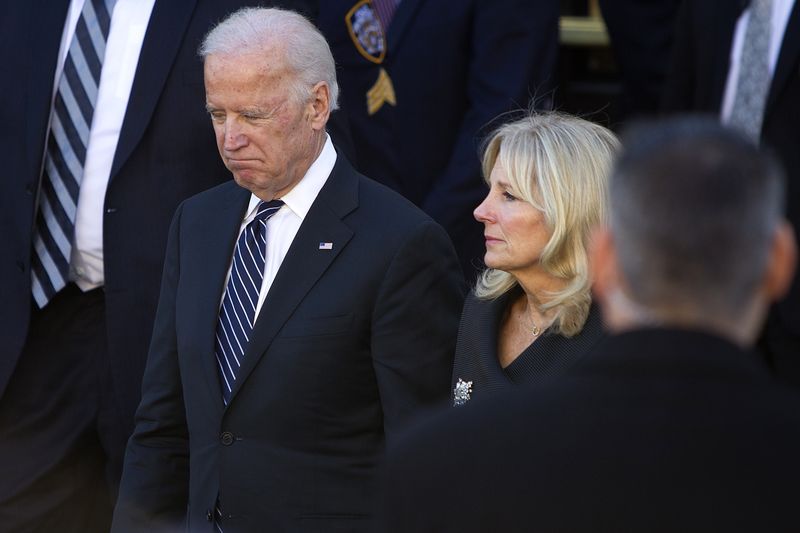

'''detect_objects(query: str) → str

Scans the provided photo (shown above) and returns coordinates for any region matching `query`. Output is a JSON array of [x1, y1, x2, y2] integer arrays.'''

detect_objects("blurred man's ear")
[[763, 220, 798, 302], [308, 81, 330, 131], [590, 226, 618, 309]]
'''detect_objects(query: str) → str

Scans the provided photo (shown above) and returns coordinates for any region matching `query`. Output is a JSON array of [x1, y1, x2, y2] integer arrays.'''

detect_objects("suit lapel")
[[766, 1, 800, 114], [189, 184, 251, 403], [228, 157, 359, 404], [387, 0, 423, 56], [485, 293, 514, 386], [110, 0, 198, 179], [25, 0, 71, 208]]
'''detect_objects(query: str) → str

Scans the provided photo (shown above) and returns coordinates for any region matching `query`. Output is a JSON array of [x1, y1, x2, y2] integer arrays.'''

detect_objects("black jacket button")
[[206, 509, 213, 521], [220, 431, 234, 446]]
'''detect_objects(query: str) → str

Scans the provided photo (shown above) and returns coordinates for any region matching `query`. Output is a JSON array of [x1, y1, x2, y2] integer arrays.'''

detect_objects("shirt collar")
[[244, 134, 337, 221]]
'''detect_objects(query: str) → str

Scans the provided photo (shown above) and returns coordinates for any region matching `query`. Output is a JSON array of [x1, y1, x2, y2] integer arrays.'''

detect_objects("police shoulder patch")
[[345, 0, 387, 64]]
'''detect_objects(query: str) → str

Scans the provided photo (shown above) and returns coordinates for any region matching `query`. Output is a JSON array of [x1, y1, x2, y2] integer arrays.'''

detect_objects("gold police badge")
[[345, 0, 397, 115]]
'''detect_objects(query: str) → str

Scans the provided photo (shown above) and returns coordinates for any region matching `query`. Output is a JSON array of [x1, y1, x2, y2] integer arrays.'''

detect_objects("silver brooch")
[[453, 378, 473, 406]]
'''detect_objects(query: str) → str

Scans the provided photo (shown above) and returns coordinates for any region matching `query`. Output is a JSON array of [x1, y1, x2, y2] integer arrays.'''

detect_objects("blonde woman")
[[452, 112, 619, 405]]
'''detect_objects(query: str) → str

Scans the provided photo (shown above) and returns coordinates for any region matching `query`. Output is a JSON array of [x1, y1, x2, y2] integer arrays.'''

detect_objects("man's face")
[[204, 50, 321, 200]]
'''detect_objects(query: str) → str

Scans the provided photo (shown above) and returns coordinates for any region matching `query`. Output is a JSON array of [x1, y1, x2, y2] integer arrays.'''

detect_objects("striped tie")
[[728, 0, 773, 142], [215, 200, 283, 404], [31, 0, 117, 307]]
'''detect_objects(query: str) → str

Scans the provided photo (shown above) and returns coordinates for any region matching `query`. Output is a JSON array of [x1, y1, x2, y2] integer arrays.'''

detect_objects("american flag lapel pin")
[[319, 242, 333, 250]]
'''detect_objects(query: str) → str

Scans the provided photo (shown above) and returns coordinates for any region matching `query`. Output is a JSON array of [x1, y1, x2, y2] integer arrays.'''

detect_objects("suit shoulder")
[[355, 173, 436, 228], [180, 179, 242, 209], [352, 175, 458, 259]]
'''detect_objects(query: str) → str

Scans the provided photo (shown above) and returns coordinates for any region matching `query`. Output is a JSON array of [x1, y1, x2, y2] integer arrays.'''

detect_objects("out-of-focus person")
[[451, 113, 618, 405], [318, 0, 560, 281], [379, 117, 800, 533], [662, 0, 800, 387]]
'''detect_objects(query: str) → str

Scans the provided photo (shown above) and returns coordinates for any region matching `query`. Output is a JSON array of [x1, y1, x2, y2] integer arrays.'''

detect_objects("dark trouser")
[[0, 284, 128, 533]]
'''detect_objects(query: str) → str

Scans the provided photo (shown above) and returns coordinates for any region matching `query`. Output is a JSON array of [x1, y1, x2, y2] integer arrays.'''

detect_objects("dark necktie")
[[215, 200, 284, 404], [728, 0, 773, 142], [31, 0, 117, 307]]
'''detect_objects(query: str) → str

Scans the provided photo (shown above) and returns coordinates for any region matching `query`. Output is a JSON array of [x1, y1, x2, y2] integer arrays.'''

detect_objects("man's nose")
[[223, 118, 248, 151]]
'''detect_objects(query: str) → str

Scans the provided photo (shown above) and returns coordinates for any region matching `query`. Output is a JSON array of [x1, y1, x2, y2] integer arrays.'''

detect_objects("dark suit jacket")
[[0, 0, 315, 429], [662, 1, 800, 385], [111, 155, 465, 532], [381, 328, 800, 532], [598, 0, 682, 120], [451, 289, 605, 403], [318, 0, 559, 277]]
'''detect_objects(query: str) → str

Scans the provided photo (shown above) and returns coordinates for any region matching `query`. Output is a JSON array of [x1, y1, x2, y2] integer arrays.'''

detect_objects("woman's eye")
[[502, 191, 517, 201]]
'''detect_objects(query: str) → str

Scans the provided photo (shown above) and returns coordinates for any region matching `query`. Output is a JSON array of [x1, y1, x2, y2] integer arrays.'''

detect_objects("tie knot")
[[255, 199, 284, 222]]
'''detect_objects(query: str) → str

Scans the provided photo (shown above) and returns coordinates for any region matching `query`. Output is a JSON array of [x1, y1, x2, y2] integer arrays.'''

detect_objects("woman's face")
[[474, 161, 552, 277]]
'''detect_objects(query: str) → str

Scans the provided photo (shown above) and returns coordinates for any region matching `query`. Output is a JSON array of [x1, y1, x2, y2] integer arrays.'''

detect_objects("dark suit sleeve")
[[661, 0, 697, 112], [420, 0, 559, 229], [370, 220, 465, 440], [599, 0, 682, 117], [111, 204, 190, 533]]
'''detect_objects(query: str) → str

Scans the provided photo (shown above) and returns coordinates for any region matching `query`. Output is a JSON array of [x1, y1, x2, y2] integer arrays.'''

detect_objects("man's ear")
[[307, 81, 331, 131], [763, 220, 798, 302], [589, 225, 618, 306]]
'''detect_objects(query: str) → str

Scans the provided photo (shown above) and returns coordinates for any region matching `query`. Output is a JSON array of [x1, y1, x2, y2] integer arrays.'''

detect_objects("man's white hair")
[[199, 7, 339, 110]]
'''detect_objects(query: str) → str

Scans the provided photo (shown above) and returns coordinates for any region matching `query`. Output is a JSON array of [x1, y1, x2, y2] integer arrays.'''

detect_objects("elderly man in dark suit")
[[379, 118, 800, 533], [662, 0, 800, 386], [0, 1, 321, 531], [111, 7, 463, 532]]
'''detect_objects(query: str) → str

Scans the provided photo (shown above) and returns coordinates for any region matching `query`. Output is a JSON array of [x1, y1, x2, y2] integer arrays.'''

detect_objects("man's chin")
[[233, 175, 282, 201], [232, 172, 259, 190]]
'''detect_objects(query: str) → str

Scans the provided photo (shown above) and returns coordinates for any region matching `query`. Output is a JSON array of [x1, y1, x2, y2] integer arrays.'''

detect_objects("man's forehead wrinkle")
[[214, 39, 288, 69]]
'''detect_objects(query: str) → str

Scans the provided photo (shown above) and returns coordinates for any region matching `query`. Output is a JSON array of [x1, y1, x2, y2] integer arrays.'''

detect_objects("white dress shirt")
[[53, 0, 156, 290], [224, 135, 338, 319], [721, 0, 795, 122]]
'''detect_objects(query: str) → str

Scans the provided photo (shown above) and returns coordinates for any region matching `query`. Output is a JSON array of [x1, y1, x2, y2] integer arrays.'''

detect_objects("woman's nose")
[[474, 195, 492, 223]]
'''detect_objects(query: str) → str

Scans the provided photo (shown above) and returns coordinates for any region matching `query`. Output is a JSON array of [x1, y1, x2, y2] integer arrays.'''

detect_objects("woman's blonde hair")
[[475, 112, 619, 336]]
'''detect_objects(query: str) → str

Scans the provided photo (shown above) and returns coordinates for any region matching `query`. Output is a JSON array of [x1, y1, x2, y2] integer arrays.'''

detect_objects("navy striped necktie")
[[31, 0, 117, 307], [215, 200, 284, 404]]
